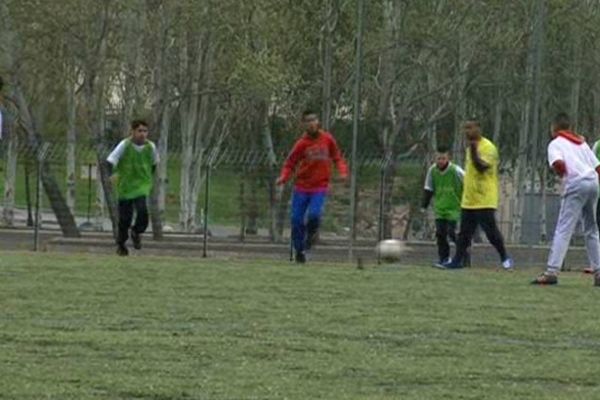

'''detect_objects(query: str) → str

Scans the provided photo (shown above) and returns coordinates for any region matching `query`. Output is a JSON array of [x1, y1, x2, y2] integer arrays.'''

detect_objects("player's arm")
[[469, 141, 490, 172], [422, 166, 434, 209], [276, 140, 304, 185], [106, 140, 127, 177], [151, 142, 160, 175], [328, 135, 349, 179], [455, 165, 466, 182], [547, 142, 566, 177]]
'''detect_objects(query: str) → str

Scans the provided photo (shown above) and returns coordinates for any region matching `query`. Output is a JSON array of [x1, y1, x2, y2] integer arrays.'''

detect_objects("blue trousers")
[[291, 190, 327, 253]]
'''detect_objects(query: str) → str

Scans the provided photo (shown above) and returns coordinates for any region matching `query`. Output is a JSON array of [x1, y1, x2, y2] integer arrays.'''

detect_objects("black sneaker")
[[117, 244, 129, 256], [295, 251, 306, 264], [531, 273, 558, 285], [130, 229, 142, 250]]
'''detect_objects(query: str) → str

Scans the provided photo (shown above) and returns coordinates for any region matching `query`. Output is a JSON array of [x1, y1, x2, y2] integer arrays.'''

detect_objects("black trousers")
[[118, 196, 149, 245], [435, 219, 457, 262], [454, 208, 508, 264]]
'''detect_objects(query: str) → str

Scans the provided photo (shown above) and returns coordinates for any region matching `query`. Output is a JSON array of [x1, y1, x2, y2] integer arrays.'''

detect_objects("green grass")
[[3, 253, 598, 399]]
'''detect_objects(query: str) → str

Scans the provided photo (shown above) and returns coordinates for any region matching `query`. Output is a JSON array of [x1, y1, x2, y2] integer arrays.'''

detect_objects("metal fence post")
[[33, 143, 50, 251], [202, 162, 211, 258]]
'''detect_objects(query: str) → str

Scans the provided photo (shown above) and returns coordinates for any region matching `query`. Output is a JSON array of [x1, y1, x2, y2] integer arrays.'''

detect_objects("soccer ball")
[[376, 239, 404, 262]]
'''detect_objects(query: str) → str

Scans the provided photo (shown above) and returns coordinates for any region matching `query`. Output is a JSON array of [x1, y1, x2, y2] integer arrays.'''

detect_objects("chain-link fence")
[[1, 138, 572, 252]]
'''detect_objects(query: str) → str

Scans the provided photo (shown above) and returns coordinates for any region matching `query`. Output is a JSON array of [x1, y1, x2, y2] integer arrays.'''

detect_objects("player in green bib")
[[107, 120, 159, 256], [421, 146, 465, 264]]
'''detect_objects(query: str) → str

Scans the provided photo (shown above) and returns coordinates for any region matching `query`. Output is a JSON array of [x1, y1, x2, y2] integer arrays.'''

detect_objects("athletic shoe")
[[583, 267, 594, 274], [594, 271, 600, 287], [433, 259, 463, 270], [530, 272, 558, 285], [502, 257, 514, 271], [295, 251, 306, 264], [130, 229, 142, 250], [117, 244, 129, 256]]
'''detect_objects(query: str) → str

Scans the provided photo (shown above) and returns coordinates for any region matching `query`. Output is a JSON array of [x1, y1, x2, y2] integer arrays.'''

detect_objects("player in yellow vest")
[[434, 119, 513, 270]]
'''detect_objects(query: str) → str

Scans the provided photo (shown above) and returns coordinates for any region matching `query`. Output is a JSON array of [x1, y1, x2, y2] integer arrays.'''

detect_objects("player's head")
[[463, 118, 481, 141], [551, 113, 570, 137], [435, 145, 451, 169], [302, 110, 320, 136], [130, 119, 149, 144]]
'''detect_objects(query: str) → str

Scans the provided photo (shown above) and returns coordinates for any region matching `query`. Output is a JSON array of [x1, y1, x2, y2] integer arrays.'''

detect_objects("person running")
[[532, 113, 600, 286], [276, 110, 348, 263], [434, 118, 513, 270], [107, 119, 159, 256], [421, 145, 464, 264]]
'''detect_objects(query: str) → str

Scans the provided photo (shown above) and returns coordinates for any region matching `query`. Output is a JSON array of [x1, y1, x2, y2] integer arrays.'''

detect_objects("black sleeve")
[[422, 189, 434, 209], [105, 160, 113, 176]]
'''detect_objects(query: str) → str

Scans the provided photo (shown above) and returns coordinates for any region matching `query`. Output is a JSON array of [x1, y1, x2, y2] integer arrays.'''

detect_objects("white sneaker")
[[502, 258, 514, 270]]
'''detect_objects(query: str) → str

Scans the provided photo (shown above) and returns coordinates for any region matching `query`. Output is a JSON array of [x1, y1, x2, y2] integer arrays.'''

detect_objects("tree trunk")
[[66, 78, 77, 214], [321, 0, 338, 130], [2, 115, 17, 226]]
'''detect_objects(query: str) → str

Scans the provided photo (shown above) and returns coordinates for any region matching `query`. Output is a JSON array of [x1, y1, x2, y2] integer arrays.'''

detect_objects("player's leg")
[[290, 190, 310, 262], [532, 191, 583, 284], [305, 191, 327, 251], [448, 219, 469, 266], [131, 196, 149, 250], [580, 182, 600, 281], [477, 209, 512, 269], [435, 219, 450, 263], [117, 199, 134, 255], [435, 209, 476, 268]]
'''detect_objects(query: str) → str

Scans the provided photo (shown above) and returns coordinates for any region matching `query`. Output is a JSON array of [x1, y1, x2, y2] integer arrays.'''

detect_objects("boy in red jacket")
[[276, 110, 348, 263]]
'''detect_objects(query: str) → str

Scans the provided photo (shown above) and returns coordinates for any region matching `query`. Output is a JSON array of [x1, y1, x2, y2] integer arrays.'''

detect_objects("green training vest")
[[431, 164, 463, 221], [115, 139, 155, 200]]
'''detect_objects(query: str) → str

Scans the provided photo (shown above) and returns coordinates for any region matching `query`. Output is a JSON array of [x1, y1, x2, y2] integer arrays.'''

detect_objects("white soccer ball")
[[376, 239, 404, 262]]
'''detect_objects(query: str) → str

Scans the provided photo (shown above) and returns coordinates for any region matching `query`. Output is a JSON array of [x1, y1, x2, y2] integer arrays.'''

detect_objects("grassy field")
[[2, 252, 599, 399]]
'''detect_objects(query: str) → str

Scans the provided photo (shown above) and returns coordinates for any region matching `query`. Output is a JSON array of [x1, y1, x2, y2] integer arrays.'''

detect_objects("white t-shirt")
[[107, 139, 160, 166], [548, 136, 599, 193]]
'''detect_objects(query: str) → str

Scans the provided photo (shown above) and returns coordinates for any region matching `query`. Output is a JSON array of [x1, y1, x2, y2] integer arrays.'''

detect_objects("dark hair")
[[553, 112, 570, 130], [465, 117, 480, 127], [302, 110, 318, 119], [436, 145, 451, 154], [0, 76, 4, 92], [131, 119, 148, 130]]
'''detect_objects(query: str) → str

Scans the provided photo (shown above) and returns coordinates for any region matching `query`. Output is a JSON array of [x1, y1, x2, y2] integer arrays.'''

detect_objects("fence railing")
[[1, 139, 567, 252]]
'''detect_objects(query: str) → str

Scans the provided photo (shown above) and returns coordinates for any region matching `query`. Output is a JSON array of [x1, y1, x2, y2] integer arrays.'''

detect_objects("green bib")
[[115, 139, 155, 200], [432, 164, 463, 221]]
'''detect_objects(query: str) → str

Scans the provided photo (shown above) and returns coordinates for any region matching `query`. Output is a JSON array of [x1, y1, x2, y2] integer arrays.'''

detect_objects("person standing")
[[421, 146, 464, 264], [107, 119, 159, 256], [434, 118, 513, 270], [532, 113, 600, 285], [276, 110, 348, 263]]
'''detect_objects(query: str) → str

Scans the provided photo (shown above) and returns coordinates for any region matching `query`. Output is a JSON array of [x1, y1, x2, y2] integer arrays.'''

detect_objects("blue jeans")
[[291, 190, 327, 253]]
